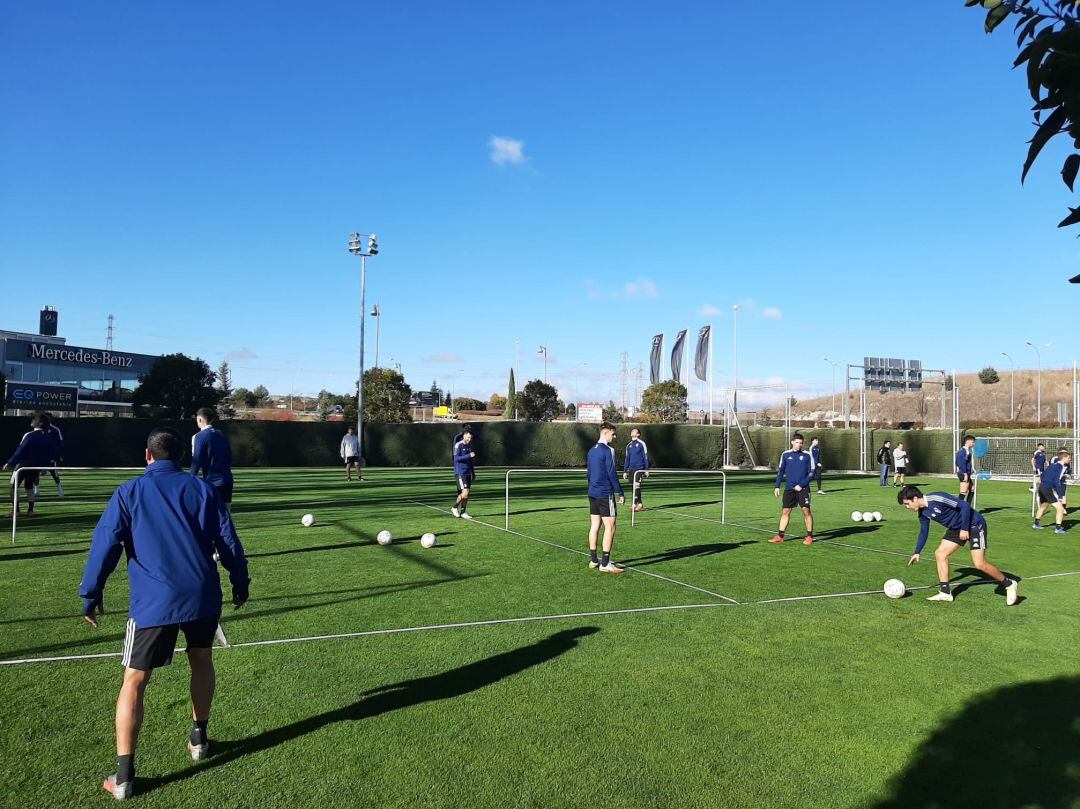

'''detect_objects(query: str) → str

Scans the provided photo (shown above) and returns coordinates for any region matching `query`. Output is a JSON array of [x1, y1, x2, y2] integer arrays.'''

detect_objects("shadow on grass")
[[871, 675, 1080, 808], [620, 541, 755, 567], [139, 627, 601, 795], [0, 547, 88, 563], [815, 525, 882, 540]]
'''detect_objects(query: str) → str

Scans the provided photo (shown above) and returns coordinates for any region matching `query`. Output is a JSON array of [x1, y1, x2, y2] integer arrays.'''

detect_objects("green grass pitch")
[[1, 467, 1077, 808]]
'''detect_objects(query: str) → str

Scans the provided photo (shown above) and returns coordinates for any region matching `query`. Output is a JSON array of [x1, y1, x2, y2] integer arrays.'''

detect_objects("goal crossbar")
[[631, 469, 727, 528], [9, 467, 143, 544], [503, 468, 585, 530]]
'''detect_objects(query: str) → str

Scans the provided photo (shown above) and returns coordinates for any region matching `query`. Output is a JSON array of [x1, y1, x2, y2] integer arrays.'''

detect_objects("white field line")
[[2, 571, 1076, 667], [411, 501, 740, 605]]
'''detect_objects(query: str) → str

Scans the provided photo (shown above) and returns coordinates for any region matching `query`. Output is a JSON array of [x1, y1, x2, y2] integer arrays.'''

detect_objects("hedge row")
[[0, 416, 974, 473]]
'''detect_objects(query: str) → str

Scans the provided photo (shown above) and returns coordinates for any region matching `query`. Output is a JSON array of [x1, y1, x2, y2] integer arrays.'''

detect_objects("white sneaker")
[[461, 513, 474, 520], [588, 559, 600, 569], [103, 774, 133, 801], [926, 591, 954, 602], [56, 483, 64, 497], [1005, 580, 1019, 606], [450, 507, 460, 518], [187, 739, 210, 761], [598, 562, 623, 574]]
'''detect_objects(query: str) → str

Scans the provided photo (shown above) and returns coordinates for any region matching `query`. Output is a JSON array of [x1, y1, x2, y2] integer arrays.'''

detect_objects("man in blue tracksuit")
[[770, 433, 816, 545], [622, 427, 650, 511], [2, 413, 54, 518], [587, 422, 625, 574], [809, 436, 825, 494], [955, 435, 975, 504], [79, 427, 249, 800], [42, 413, 65, 495], [899, 485, 1018, 605], [1033, 450, 1070, 534], [452, 430, 476, 519], [1030, 443, 1047, 494], [191, 407, 234, 506]]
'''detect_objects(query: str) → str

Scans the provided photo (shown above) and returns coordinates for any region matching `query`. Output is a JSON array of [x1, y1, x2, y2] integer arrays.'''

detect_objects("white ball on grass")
[[861, 512, 874, 523], [301, 513, 316, 527], [376, 530, 395, 546], [883, 578, 906, 599], [851, 511, 863, 522], [872, 511, 883, 522], [420, 532, 438, 548]]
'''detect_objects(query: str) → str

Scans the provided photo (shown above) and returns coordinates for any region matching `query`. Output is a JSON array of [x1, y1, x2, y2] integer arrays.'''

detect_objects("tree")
[[640, 380, 688, 423], [602, 401, 624, 423], [251, 385, 270, 406], [566, 402, 576, 420], [978, 366, 1001, 384], [454, 397, 486, 412], [216, 361, 236, 418], [233, 387, 253, 408], [489, 393, 508, 411], [519, 379, 560, 422], [969, 1, 1080, 273], [363, 367, 413, 423], [315, 389, 349, 420], [506, 369, 518, 420], [133, 353, 222, 419]]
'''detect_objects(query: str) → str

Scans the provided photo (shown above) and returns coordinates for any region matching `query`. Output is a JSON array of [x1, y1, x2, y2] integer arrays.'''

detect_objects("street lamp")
[[370, 303, 381, 369], [1025, 340, 1044, 423], [732, 305, 740, 413], [348, 231, 378, 474], [537, 345, 548, 383], [1001, 352, 1014, 420], [451, 368, 464, 413], [823, 357, 840, 421]]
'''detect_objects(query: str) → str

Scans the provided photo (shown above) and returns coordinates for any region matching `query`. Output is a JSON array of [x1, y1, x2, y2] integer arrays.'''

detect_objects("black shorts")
[[626, 467, 645, 485], [14, 470, 40, 491], [215, 481, 234, 505], [456, 474, 474, 493], [782, 488, 811, 509], [121, 615, 220, 671], [956, 472, 969, 482], [1038, 485, 1063, 505], [942, 523, 987, 551], [895, 466, 906, 474], [345, 455, 360, 465], [589, 495, 617, 518]]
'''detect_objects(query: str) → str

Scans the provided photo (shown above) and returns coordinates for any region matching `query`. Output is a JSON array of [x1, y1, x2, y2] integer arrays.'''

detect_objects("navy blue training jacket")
[[587, 442, 624, 499], [774, 450, 814, 490], [1041, 461, 1068, 498], [6, 428, 54, 468], [624, 438, 650, 471], [191, 427, 233, 487], [453, 440, 476, 477], [913, 492, 986, 555]]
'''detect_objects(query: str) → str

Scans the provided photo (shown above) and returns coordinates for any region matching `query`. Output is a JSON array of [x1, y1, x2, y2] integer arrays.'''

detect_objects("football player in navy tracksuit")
[[452, 430, 476, 519], [809, 436, 825, 494], [1033, 450, 1070, 534], [79, 428, 249, 800], [899, 485, 1018, 605], [190, 407, 234, 507], [955, 435, 975, 504], [770, 433, 816, 545], [587, 422, 625, 573], [42, 413, 65, 495], [1030, 443, 1047, 494], [622, 427, 650, 511], [2, 414, 54, 517]]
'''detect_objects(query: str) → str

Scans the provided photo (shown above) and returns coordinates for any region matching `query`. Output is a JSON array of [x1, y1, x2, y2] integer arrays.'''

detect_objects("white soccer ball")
[[851, 511, 863, 522], [301, 513, 316, 527], [376, 530, 394, 546], [861, 512, 874, 523], [884, 578, 906, 599], [420, 532, 438, 548], [872, 511, 883, 522]]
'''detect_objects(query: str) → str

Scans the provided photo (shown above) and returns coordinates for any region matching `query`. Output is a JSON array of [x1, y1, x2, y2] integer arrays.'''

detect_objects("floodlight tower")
[[537, 345, 548, 383], [348, 231, 379, 473], [1001, 352, 1014, 420]]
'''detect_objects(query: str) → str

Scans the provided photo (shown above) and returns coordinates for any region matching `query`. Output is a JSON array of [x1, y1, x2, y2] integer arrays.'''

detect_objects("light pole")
[[732, 304, 740, 413], [452, 368, 464, 413], [371, 303, 381, 369], [1001, 351, 1014, 420], [348, 231, 378, 472], [823, 357, 839, 421], [1026, 340, 1045, 423], [537, 345, 548, 383]]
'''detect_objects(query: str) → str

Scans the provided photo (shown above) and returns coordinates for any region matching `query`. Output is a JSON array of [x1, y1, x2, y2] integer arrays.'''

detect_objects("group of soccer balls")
[[299, 513, 438, 548], [851, 510, 884, 523]]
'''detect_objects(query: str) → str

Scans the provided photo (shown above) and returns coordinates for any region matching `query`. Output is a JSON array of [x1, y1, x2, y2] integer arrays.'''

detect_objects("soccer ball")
[[883, 578, 906, 599], [301, 514, 316, 527], [851, 511, 863, 522], [376, 530, 394, 546], [861, 512, 874, 523], [420, 532, 438, 548], [872, 511, 883, 522]]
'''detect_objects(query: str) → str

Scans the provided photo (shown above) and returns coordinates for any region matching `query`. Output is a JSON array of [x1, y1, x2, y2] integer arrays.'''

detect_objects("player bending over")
[[2, 413, 54, 518], [451, 430, 476, 519], [1033, 450, 1070, 534], [955, 435, 975, 504], [770, 433, 815, 545], [898, 485, 1018, 605], [622, 427, 650, 511], [587, 422, 625, 573]]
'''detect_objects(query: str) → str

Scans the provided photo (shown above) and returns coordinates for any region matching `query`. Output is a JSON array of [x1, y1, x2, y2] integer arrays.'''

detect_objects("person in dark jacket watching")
[[877, 441, 893, 487], [191, 407, 234, 507], [2, 413, 54, 518], [80, 427, 249, 801]]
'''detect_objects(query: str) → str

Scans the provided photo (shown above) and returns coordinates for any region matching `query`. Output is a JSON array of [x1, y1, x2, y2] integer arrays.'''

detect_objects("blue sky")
[[1, 2, 1076, 408]]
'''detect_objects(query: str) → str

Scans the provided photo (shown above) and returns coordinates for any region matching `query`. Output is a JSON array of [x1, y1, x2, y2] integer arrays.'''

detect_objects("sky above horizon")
[[2, 3, 1077, 409]]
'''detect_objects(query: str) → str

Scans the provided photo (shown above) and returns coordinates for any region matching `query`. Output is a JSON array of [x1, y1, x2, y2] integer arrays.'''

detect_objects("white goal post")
[[503, 468, 586, 530], [630, 469, 727, 528], [8, 466, 143, 544]]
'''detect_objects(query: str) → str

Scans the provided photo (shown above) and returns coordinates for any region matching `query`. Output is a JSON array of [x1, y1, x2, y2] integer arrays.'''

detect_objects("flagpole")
[[708, 323, 714, 425]]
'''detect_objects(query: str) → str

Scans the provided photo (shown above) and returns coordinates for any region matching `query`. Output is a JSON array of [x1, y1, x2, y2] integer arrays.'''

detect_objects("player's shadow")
[[946, 567, 1022, 601], [138, 627, 601, 795], [0, 546, 87, 563], [871, 675, 1080, 808], [247, 530, 458, 559], [620, 541, 755, 567], [815, 525, 882, 540], [977, 507, 1007, 515]]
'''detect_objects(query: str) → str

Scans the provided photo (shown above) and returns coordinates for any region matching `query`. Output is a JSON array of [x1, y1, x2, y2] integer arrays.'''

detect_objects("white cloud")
[[422, 353, 463, 363], [698, 304, 723, 316], [584, 279, 601, 300], [224, 348, 258, 361], [762, 306, 783, 320], [623, 278, 659, 299], [489, 136, 526, 166]]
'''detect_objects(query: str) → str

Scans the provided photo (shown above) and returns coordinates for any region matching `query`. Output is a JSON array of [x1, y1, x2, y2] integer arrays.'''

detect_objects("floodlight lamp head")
[[348, 233, 362, 254], [368, 234, 379, 255]]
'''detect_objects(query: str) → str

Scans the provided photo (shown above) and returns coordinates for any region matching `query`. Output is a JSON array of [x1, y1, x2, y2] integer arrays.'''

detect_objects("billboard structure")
[[862, 357, 923, 393], [577, 403, 604, 424]]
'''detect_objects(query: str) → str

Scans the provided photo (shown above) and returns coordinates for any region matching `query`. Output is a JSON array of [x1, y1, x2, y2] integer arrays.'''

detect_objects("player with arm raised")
[[1033, 450, 1070, 534], [2, 414, 53, 518], [41, 413, 65, 496], [623, 427, 650, 512], [769, 433, 815, 546], [955, 435, 975, 504], [587, 422, 625, 573], [899, 485, 1018, 605], [451, 430, 476, 519]]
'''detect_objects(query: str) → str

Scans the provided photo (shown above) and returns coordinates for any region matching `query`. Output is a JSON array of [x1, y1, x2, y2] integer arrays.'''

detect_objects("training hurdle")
[[631, 468, 727, 528], [8, 467, 142, 544]]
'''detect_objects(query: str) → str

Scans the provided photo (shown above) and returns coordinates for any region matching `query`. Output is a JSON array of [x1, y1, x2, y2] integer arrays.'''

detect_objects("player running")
[[2, 414, 53, 518], [1031, 442, 1047, 494], [899, 485, 1018, 605], [1033, 449, 1070, 534], [955, 435, 975, 504], [622, 427, 650, 511], [451, 430, 476, 519], [810, 436, 825, 494], [769, 433, 815, 546], [190, 407, 234, 508], [587, 422, 625, 573], [340, 426, 362, 481]]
